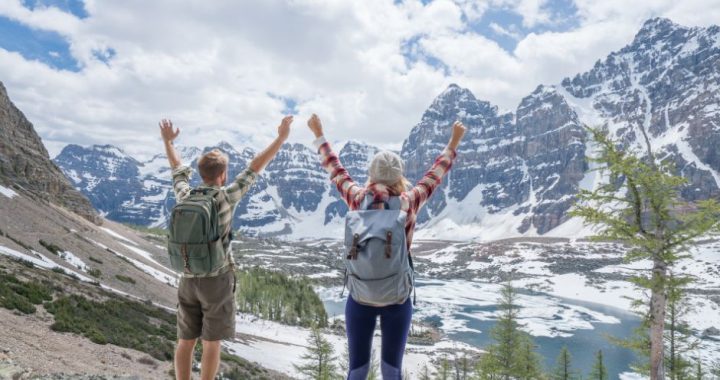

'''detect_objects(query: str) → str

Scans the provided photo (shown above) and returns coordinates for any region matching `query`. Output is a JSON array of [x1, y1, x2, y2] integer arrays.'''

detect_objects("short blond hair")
[[198, 149, 228, 183]]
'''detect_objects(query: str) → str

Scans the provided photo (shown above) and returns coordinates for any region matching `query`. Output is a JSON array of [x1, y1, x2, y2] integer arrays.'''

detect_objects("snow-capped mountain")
[[54, 17, 720, 240]]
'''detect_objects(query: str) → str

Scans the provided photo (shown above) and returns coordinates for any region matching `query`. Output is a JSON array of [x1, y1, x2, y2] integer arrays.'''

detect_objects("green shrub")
[[17, 258, 34, 268], [115, 274, 136, 284], [45, 294, 176, 361], [6, 234, 32, 251], [39, 240, 63, 255], [0, 274, 53, 314], [88, 268, 102, 278], [123, 224, 168, 237]]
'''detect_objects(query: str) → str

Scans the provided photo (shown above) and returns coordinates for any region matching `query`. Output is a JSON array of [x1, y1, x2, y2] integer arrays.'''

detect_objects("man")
[[159, 116, 293, 380]]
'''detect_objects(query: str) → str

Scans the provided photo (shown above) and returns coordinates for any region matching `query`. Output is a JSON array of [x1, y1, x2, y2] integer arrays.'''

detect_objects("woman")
[[307, 114, 465, 379]]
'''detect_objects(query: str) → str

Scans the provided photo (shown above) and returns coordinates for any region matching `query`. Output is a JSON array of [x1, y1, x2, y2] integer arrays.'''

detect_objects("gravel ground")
[[0, 308, 171, 379]]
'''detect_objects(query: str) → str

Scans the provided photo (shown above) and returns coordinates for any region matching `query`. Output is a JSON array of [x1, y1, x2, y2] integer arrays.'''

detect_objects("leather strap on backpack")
[[347, 233, 359, 260], [385, 231, 392, 258]]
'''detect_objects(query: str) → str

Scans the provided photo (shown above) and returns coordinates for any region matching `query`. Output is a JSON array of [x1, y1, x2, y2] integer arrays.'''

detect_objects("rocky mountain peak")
[[51, 17, 720, 239], [632, 17, 682, 45], [422, 84, 496, 122], [0, 82, 100, 224]]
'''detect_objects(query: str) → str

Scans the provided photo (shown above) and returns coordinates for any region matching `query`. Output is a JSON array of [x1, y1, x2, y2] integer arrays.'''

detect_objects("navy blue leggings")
[[345, 296, 413, 377]]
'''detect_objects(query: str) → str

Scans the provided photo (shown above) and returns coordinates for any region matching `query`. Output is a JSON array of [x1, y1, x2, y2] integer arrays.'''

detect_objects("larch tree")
[[571, 127, 720, 380]]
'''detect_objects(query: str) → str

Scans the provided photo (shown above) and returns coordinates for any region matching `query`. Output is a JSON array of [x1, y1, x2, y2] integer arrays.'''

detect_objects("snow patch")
[[0, 185, 18, 199]]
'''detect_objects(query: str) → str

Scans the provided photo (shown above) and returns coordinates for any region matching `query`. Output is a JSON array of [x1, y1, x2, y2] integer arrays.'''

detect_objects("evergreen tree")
[[434, 355, 452, 380], [419, 364, 432, 380], [552, 346, 577, 380], [588, 350, 608, 380], [339, 344, 349, 376], [235, 267, 328, 328], [294, 327, 340, 380], [694, 360, 703, 380], [571, 127, 720, 380], [515, 335, 544, 380], [456, 352, 473, 380], [474, 283, 543, 380]]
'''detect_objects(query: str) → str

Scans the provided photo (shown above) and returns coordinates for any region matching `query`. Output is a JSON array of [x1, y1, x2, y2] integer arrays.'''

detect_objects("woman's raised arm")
[[309, 114, 364, 208], [405, 121, 465, 210]]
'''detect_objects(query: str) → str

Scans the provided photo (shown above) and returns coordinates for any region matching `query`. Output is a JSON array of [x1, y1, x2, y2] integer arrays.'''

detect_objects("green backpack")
[[167, 188, 230, 275]]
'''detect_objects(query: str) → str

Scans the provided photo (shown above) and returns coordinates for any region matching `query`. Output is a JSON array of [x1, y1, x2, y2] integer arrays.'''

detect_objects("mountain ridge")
[[53, 17, 720, 240]]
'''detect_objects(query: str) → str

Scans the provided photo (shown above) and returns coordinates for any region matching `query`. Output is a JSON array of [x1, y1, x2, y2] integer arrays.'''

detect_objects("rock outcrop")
[[0, 82, 99, 224]]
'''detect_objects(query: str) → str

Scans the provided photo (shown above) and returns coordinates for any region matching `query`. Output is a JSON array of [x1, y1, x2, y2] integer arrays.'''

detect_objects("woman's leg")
[[346, 296, 379, 380], [379, 298, 413, 379]]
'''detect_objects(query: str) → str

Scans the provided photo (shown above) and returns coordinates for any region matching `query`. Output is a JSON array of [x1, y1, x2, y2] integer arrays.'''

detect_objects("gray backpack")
[[342, 194, 414, 306], [167, 188, 230, 275]]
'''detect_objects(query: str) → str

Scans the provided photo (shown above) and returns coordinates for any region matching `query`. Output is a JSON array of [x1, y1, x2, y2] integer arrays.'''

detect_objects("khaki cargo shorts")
[[177, 268, 237, 341]]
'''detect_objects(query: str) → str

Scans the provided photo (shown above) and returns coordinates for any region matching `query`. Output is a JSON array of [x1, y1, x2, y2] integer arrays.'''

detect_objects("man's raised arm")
[[159, 119, 192, 202], [160, 119, 182, 169], [248, 115, 293, 173], [224, 116, 293, 205]]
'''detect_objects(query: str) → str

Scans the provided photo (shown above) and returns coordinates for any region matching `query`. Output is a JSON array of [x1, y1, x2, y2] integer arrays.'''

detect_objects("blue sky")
[[0, 0, 582, 72], [0, 0, 717, 158]]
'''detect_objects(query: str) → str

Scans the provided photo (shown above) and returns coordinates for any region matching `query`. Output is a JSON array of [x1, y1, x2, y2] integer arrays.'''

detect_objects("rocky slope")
[[54, 17, 720, 240], [0, 82, 99, 224]]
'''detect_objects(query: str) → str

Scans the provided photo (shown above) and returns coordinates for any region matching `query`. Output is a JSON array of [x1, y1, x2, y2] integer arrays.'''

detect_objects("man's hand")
[[307, 114, 323, 138], [278, 115, 293, 142], [159, 119, 180, 143], [448, 121, 466, 151]]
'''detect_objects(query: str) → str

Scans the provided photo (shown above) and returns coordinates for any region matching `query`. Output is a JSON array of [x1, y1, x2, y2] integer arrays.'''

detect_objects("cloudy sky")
[[1, 0, 719, 159]]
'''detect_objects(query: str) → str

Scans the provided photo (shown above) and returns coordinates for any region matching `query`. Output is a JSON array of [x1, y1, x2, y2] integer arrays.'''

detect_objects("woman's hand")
[[448, 121, 466, 151], [307, 114, 323, 138]]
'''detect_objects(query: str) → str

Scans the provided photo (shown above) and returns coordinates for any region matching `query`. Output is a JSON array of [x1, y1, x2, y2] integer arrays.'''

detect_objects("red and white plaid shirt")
[[313, 137, 457, 252]]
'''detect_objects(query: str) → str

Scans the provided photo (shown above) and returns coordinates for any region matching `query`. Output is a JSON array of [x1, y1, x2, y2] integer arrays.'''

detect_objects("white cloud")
[[489, 22, 522, 40], [514, 0, 552, 28], [0, 0, 718, 160]]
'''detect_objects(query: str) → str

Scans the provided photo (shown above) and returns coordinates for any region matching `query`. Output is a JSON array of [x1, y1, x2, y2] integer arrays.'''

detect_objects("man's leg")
[[174, 338, 197, 380], [176, 277, 202, 380], [200, 339, 222, 380], [198, 270, 237, 380]]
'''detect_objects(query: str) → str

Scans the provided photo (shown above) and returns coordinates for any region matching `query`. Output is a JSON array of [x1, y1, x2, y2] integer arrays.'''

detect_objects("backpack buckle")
[[347, 233, 359, 260], [385, 231, 392, 258]]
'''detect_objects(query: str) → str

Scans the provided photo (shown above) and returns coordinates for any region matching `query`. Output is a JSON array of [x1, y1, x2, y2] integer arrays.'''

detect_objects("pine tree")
[[488, 284, 522, 379], [434, 355, 452, 380], [571, 127, 720, 380], [339, 344, 349, 376], [294, 327, 339, 380], [694, 360, 703, 380], [515, 335, 544, 380], [552, 346, 577, 380], [457, 352, 473, 380], [588, 350, 608, 380], [419, 364, 433, 380], [474, 283, 543, 380]]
